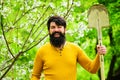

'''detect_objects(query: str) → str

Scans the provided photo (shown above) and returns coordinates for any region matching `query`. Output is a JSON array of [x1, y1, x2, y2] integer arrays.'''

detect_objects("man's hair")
[[47, 16, 66, 30]]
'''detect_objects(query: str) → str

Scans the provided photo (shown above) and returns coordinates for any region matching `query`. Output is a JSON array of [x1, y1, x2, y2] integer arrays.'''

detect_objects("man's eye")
[[58, 26, 62, 28], [51, 26, 55, 29]]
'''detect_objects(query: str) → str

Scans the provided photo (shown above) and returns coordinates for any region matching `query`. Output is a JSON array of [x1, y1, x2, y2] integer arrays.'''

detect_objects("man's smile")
[[54, 33, 60, 37]]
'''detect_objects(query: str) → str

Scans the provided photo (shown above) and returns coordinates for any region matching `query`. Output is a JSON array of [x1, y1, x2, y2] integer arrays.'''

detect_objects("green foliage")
[[0, 0, 120, 80], [77, 64, 99, 80]]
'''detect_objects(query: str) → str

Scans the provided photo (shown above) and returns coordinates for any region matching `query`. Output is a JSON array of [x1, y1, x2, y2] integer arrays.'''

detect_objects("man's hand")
[[97, 45, 107, 55]]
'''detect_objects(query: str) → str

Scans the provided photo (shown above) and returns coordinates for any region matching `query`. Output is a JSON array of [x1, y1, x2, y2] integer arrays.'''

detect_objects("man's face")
[[49, 22, 65, 36], [49, 22, 66, 47]]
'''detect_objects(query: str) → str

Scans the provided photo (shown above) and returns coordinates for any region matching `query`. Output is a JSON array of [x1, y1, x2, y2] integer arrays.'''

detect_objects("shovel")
[[88, 4, 109, 80]]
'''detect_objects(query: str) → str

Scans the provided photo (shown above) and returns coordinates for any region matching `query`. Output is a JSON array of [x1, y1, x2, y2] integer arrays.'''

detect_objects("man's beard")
[[49, 32, 65, 48]]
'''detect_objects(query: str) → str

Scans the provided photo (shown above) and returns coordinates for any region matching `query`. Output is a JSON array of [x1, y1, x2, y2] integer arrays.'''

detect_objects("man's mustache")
[[51, 32, 62, 36]]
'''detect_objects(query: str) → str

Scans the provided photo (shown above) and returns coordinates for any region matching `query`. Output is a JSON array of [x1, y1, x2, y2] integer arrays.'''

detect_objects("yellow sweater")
[[31, 42, 100, 80]]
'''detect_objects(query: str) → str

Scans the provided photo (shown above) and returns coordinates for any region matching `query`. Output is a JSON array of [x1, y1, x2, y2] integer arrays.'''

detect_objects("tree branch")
[[0, 1, 15, 58], [21, 6, 50, 50], [0, 51, 23, 79], [0, 33, 48, 79], [13, 5, 45, 26]]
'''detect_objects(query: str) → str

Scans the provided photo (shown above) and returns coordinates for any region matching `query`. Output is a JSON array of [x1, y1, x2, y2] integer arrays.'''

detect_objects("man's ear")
[[65, 28, 66, 32], [48, 31, 50, 34]]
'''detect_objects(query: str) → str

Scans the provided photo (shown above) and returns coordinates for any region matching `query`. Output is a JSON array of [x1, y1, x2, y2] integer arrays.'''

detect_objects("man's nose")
[[54, 27, 59, 31]]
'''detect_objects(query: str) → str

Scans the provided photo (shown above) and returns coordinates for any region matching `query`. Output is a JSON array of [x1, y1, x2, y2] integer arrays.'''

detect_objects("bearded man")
[[31, 16, 107, 80]]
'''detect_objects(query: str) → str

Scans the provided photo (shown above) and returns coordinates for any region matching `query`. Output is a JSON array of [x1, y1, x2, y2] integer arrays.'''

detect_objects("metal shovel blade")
[[88, 4, 109, 28]]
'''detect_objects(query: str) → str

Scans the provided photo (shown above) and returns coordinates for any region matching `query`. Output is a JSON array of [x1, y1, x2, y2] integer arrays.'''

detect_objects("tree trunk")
[[112, 66, 120, 80], [106, 55, 116, 80]]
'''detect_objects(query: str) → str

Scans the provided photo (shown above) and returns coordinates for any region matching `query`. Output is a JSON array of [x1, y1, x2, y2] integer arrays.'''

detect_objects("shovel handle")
[[99, 39, 105, 80], [100, 55, 105, 80]]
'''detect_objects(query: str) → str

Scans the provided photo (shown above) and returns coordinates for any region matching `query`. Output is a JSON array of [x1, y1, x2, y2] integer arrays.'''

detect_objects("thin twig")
[[0, 64, 11, 71], [31, 6, 50, 37], [25, 18, 47, 50], [0, 58, 13, 71], [23, 34, 48, 53], [21, 18, 38, 50], [21, 5, 49, 48], [64, 0, 74, 19]]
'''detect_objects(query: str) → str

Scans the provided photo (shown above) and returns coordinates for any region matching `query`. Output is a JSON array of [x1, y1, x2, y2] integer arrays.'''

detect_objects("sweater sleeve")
[[77, 47, 100, 74], [31, 49, 43, 80]]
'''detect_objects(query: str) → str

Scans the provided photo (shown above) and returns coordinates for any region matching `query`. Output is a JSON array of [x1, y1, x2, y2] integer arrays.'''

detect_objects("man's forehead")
[[50, 22, 60, 26]]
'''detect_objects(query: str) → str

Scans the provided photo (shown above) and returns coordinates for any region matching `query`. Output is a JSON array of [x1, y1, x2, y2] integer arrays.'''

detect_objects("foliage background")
[[0, 0, 120, 80]]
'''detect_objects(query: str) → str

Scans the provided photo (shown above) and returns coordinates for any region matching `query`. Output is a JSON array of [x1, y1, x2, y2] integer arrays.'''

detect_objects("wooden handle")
[[100, 55, 105, 80], [98, 39, 105, 80]]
